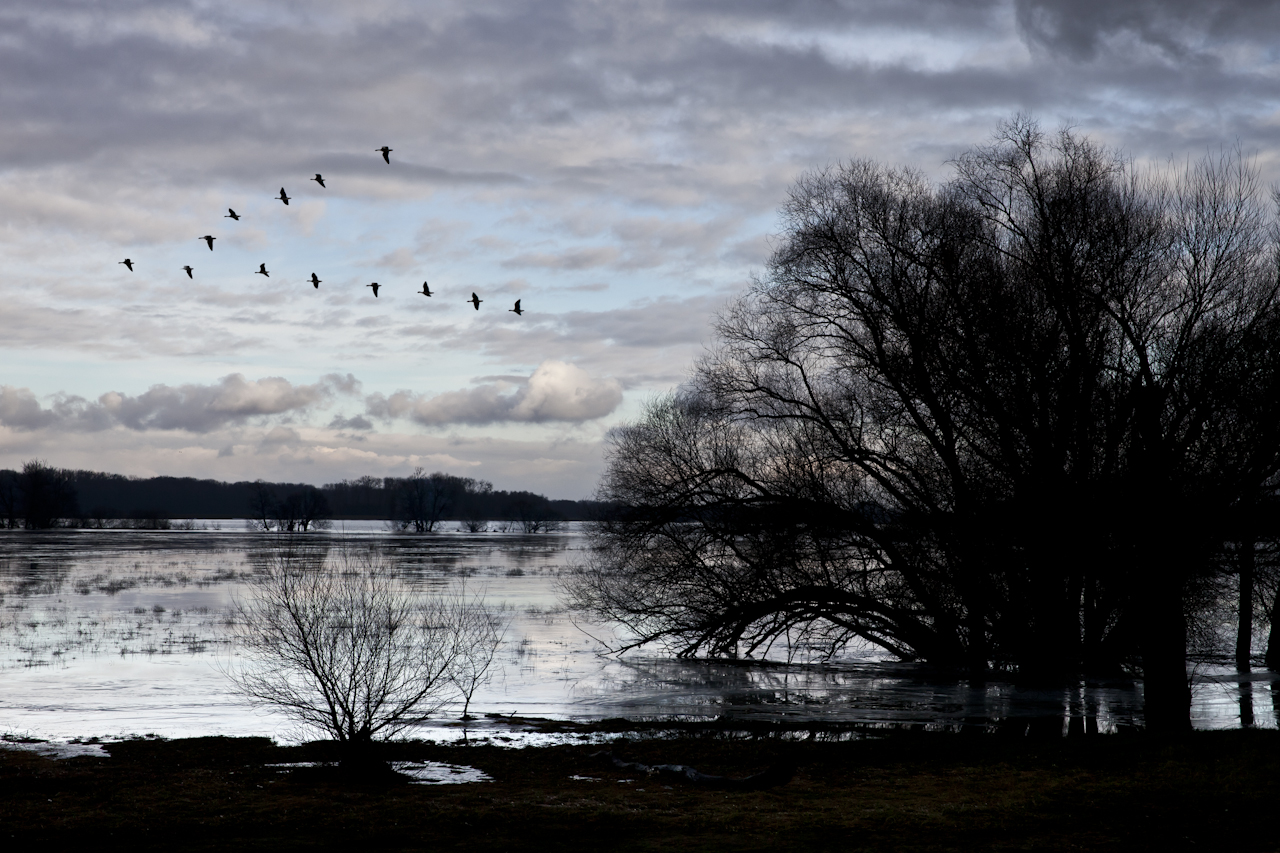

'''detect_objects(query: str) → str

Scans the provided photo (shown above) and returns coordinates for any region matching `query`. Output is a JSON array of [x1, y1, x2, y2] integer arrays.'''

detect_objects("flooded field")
[[1, 523, 1276, 745]]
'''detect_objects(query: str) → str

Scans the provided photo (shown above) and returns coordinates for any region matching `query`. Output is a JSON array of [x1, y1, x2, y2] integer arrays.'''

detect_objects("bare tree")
[[228, 546, 506, 766], [228, 547, 460, 762], [247, 480, 277, 531], [513, 494, 566, 533], [446, 587, 507, 720], [568, 118, 1280, 732], [395, 468, 467, 532]]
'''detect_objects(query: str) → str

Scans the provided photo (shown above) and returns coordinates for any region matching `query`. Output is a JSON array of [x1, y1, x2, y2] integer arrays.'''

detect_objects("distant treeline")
[[0, 461, 607, 530]]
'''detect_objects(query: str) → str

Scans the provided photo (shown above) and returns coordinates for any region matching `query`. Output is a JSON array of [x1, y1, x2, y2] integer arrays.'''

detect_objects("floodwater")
[[0, 523, 1275, 747]]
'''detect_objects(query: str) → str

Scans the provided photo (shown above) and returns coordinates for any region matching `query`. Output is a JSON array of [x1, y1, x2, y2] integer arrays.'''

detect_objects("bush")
[[227, 546, 503, 763]]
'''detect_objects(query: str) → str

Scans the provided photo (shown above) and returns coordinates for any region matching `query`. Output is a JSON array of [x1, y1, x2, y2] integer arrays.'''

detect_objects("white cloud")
[[366, 360, 622, 426]]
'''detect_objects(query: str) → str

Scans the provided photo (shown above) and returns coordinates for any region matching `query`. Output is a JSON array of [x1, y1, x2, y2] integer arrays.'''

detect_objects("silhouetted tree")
[[228, 546, 504, 769], [458, 479, 494, 532], [248, 480, 277, 531], [394, 469, 469, 533], [17, 460, 79, 529], [295, 486, 331, 531], [513, 493, 565, 533], [0, 470, 19, 529], [568, 118, 1280, 732]]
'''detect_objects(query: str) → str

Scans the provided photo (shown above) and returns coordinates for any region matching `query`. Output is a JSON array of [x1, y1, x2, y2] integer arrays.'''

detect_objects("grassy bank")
[[3, 727, 1279, 851]]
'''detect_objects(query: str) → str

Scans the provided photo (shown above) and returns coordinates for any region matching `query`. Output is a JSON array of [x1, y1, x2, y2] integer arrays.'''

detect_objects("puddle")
[[266, 760, 491, 784], [1, 734, 109, 759], [392, 761, 492, 784]]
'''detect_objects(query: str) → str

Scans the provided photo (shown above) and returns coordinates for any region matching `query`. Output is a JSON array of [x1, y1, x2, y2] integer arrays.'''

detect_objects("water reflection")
[[0, 525, 1276, 743]]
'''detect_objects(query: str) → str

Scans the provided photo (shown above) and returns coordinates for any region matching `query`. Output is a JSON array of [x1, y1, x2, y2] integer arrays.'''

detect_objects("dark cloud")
[[3, 0, 1278, 498], [328, 413, 373, 431], [1014, 0, 1280, 62]]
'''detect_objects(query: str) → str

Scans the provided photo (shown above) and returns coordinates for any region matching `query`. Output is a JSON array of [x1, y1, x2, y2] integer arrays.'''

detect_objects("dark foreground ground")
[[3, 722, 1280, 852]]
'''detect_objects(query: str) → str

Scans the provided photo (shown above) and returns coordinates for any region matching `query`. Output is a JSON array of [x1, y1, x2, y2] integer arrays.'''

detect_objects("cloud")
[[1013, 0, 1280, 62], [0, 373, 361, 433], [328, 413, 374, 431], [502, 246, 622, 271], [366, 360, 622, 426]]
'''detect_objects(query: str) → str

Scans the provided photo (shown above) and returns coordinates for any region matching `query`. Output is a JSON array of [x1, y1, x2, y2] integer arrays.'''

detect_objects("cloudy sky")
[[2, 0, 1279, 498]]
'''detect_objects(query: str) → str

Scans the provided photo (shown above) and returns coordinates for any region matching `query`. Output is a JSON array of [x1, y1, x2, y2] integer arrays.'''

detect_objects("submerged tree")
[[228, 546, 504, 766], [567, 118, 1280, 732], [394, 468, 471, 533]]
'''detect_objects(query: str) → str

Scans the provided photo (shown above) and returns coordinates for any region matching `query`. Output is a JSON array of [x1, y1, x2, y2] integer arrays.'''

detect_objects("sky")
[[3, 0, 1280, 499]]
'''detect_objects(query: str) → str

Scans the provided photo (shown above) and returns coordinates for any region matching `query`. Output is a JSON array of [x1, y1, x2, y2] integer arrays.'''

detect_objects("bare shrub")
[[227, 546, 503, 760]]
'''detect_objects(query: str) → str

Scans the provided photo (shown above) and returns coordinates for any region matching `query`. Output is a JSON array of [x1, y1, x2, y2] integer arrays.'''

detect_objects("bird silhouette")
[[256, 263, 269, 277], [200, 235, 215, 251], [276, 188, 290, 205], [225, 208, 240, 221], [509, 299, 523, 316], [368, 282, 380, 297], [377, 146, 392, 164], [468, 292, 482, 310], [309, 273, 321, 289], [182, 265, 194, 279], [311, 174, 325, 188], [419, 281, 432, 297], [119, 259, 133, 271]]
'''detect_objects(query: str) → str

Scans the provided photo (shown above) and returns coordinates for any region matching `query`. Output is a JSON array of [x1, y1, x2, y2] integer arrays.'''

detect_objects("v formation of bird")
[[117, 147, 524, 315]]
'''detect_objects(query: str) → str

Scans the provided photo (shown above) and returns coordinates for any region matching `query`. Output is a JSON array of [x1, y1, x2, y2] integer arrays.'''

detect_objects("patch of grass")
[[2, 729, 1279, 851]]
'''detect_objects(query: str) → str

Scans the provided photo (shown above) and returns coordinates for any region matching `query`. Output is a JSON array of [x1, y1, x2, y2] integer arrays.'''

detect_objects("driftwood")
[[593, 751, 793, 790]]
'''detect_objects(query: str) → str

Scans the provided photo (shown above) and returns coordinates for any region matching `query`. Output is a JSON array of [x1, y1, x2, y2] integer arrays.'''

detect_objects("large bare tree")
[[568, 118, 1280, 732]]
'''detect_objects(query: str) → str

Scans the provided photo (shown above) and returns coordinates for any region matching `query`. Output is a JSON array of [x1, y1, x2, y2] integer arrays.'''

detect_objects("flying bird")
[[276, 187, 290, 205], [309, 273, 321, 289], [119, 259, 133, 271], [508, 299, 523, 316], [225, 208, 240, 220], [368, 282, 380, 297], [182, 265, 194, 279], [468, 292, 482, 310], [200, 235, 215, 250], [311, 174, 325, 188], [418, 281, 432, 297], [256, 263, 269, 277], [377, 146, 392, 164]]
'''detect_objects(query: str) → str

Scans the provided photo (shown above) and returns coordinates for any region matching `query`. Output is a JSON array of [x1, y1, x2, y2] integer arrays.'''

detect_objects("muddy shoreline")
[[3, 724, 1279, 851]]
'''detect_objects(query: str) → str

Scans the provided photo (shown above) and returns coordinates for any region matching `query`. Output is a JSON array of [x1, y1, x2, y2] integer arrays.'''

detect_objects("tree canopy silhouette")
[[567, 118, 1280, 732]]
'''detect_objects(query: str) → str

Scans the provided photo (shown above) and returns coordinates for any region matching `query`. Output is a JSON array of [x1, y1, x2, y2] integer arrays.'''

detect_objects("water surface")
[[1, 524, 1273, 745]]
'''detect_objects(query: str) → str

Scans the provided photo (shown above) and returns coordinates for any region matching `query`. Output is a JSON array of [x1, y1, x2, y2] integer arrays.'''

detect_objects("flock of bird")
[[117, 146, 525, 316]]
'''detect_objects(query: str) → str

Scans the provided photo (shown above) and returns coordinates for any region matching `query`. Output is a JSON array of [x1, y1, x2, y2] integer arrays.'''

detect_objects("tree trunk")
[[1265, 580, 1280, 670], [1237, 539, 1255, 670], [1141, 587, 1191, 733]]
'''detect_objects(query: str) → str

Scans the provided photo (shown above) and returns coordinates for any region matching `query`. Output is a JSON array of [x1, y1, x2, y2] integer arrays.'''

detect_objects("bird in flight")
[[256, 263, 270, 277], [309, 273, 321, 289], [419, 281, 432, 297], [311, 174, 325, 188], [225, 208, 240, 221], [508, 299, 523, 316], [276, 187, 290, 205], [182, 265, 194, 279], [200, 235, 215, 251], [377, 146, 392, 164], [468, 292, 482, 310], [119, 259, 133, 271], [368, 282, 380, 297]]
